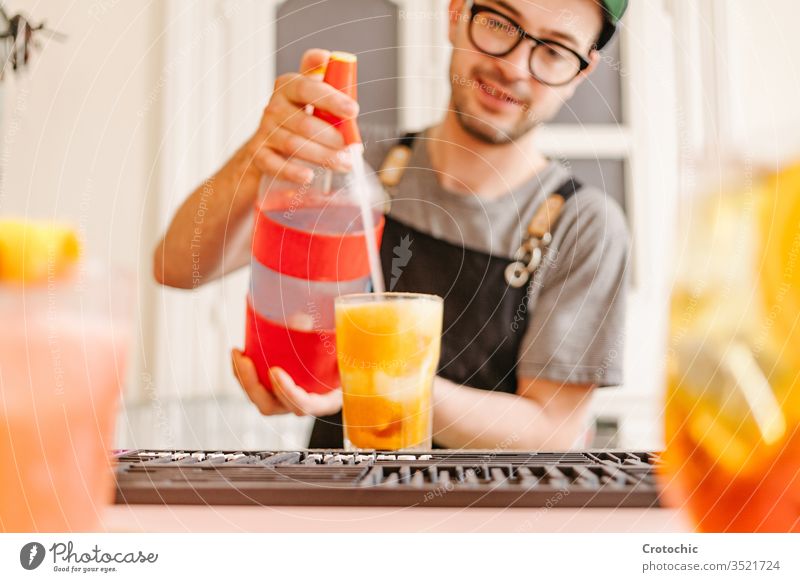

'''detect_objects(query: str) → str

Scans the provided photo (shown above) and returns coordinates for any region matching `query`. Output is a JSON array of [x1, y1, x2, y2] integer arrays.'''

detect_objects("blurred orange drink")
[[335, 292, 443, 450], [0, 220, 131, 531], [660, 163, 800, 532]]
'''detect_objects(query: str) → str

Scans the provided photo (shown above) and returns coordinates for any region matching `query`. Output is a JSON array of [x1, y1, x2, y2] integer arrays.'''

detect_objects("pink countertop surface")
[[102, 505, 692, 533]]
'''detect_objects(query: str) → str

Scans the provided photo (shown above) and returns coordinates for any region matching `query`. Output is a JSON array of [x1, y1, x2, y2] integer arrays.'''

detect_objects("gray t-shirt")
[[361, 125, 630, 387]]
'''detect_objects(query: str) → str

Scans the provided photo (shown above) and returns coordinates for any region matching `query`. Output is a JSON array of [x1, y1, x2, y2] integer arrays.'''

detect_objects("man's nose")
[[492, 39, 531, 83]]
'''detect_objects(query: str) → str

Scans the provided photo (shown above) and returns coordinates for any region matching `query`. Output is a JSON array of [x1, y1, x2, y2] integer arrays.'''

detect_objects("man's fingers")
[[299, 48, 330, 76], [250, 145, 314, 184], [269, 367, 307, 415], [267, 126, 351, 172], [313, 388, 344, 416], [231, 349, 288, 415], [282, 75, 359, 119], [259, 95, 345, 150], [269, 367, 343, 417], [277, 105, 346, 150]]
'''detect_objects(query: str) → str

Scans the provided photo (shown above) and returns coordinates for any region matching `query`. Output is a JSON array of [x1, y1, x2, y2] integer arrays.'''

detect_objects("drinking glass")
[[0, 261, 132, 532], [335, 292, 443, 450], [660, 165, 800, 532]]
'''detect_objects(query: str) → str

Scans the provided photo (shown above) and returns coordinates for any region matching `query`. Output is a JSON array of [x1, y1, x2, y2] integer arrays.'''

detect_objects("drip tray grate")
[[113, 449, 663, 508]]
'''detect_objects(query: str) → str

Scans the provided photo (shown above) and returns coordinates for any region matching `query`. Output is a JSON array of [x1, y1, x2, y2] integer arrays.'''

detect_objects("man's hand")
[[153, 49, 359, 289], [245, 48, 359, 185], [231, 349, 343, 417]]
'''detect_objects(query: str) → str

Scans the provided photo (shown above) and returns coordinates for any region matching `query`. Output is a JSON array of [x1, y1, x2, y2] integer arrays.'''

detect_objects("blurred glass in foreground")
[[661, 163, 800, 532], [0, 220, 132, 532]]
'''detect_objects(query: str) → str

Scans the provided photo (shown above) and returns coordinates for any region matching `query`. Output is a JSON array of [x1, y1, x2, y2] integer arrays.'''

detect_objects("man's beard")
[[451, 68, 540, 145]]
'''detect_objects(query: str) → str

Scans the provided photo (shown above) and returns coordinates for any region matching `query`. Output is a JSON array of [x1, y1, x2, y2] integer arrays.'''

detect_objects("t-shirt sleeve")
[[516, 188, 630, 387]]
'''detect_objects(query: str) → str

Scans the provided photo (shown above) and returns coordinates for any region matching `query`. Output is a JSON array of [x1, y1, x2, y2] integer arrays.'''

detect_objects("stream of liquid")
[[347, 142, 386, 294]]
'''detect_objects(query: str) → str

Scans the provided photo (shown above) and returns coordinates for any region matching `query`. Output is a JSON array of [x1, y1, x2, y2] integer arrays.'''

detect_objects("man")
[[154, 0, 630, 450]]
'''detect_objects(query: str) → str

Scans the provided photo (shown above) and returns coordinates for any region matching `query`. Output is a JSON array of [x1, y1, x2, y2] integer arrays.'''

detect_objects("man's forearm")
[[432, 376, 591, 450], [154, 142, 261, 289]]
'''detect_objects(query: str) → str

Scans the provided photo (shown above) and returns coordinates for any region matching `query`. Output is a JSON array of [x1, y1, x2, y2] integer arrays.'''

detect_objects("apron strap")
[[505, 175, 583, 287], [526, 176, 582, 239], [377, 131, 420, 190]]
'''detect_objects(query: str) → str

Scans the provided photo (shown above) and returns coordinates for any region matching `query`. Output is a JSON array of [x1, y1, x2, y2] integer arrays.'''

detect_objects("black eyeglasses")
[[466, 1, 590, 87]]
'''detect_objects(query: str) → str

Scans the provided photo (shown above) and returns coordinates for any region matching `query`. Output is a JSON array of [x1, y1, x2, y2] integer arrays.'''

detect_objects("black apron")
[[308, 134, 579, 448]]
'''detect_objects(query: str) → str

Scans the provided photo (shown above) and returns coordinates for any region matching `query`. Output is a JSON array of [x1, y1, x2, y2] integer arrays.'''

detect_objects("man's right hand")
[[245, 48, 358, 185], [231, 349, 343, 417]]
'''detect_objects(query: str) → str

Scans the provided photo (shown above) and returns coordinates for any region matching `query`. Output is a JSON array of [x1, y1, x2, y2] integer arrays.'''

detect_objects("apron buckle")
[[505, 261, 529, 287], [505, 244, 543, 288]]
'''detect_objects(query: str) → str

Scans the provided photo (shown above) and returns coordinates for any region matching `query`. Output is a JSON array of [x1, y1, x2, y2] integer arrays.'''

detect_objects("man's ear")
[[583, 49, 603, 78], [448, 0, 466, 45]]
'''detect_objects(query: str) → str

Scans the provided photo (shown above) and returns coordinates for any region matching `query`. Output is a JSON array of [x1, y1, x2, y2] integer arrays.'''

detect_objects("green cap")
[[602, 0, 628, 24], [597, 0, 628, 48]]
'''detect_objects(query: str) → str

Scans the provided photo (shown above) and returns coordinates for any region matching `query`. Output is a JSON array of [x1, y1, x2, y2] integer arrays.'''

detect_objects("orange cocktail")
[[335, 293, 443, 450], [661, 341, 800, 532], [659, 164, 800, 532], [0, 309, 129, 531], [0, 221, 131, 532]]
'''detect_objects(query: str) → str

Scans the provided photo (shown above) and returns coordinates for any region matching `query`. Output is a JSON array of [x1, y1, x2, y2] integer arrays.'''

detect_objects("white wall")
[[0, 0, 162, 271], [722, 0, 800, 164], [667, 0, 800, 166], [0, 1, 164, 436]]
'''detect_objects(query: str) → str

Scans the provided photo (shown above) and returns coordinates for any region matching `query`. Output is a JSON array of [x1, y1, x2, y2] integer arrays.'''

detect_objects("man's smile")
[[473, 74, 527, 112]]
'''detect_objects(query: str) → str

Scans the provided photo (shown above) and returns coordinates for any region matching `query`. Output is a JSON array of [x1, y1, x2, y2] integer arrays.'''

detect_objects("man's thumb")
[[299, 48, 330, 76], [268, 366, 293, 391]]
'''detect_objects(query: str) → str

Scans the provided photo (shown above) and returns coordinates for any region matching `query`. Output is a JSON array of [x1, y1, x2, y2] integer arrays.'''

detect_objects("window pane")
[[565, 158, 627, 212], [552, 36, 623, 125]]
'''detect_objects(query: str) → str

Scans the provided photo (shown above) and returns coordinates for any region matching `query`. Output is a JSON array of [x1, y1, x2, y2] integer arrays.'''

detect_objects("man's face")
[[448, 0, 603, 144]]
